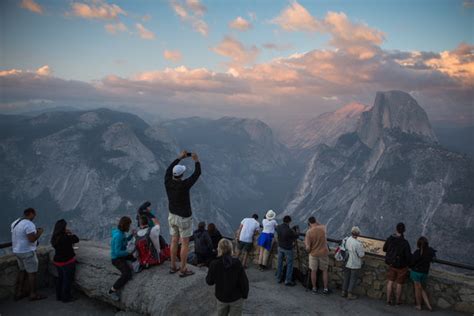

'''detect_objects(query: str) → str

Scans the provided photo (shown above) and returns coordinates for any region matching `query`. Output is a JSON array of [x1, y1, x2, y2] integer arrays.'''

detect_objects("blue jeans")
[[55, 261, 76, 301], [276, 247, 294, 284]]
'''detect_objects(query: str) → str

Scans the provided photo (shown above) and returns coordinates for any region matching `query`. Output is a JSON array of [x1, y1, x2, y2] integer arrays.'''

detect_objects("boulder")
[[51, 241, 215, 315]]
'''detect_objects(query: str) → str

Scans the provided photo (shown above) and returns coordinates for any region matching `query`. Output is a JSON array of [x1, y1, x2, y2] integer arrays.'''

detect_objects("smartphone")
[[186, 153, 192, 157]]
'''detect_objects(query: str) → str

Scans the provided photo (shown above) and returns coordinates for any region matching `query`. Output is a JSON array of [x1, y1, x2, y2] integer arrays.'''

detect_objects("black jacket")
[[209, 229, 223, 250], [164, 159, 201, 218], [193, 229, 213, 255], [275, 223, 298, 250], [53, 234, 79, 262], [410, 247, 436, 274], [206, 256, 249, 303], [383, 234, 412, 268]]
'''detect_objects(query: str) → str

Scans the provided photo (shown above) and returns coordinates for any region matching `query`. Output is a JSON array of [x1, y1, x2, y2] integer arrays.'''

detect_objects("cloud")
[[36, 65, 52, 76], [142, 14, 152, 22], [212, 36, 259, 67], [186, 0, 206, 16], [135, 23, 155, 40], [163, 50, 182, 62], [271, 0, 320, 32], [105, 22, 128, 34], [20, 0, 43, 14], [229, 17, 252, 31], [170, 0, 208, 36], [70, 1, 126, 20], [464, 0, 474, 8], [262, 43, 293, 51]]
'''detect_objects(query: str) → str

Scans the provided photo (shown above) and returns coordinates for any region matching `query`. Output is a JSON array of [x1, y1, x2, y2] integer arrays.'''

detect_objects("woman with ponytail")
[[410, 236, 436, 311]]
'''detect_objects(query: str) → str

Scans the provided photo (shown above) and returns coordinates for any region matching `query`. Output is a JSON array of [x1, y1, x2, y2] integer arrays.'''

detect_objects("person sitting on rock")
[[206, 239, 249, 316], [207, 222, 222, 254], [410, 236, 435, 311], [235, 214, 260, 269], [383, 222, 412, 306], [275, 215, 299, 286], [10, 207, 47, 301], [193, 221, 214, 267], [136, 215, 161, 265], [51, 219, 80, 303], [341, 226, 365, 299], [136, 201, 159, 228], [109, 216, 135, 301], [257, 210, 277, 271], [305, 216, 330, 294]]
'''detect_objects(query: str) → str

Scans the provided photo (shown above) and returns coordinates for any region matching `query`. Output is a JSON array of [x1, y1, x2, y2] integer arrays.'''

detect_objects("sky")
[[1, 0, 473, 125]]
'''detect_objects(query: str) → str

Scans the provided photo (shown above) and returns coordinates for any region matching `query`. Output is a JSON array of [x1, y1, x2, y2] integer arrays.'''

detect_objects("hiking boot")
[[347, 293, 358, 300], [322, 289, 329, 295], [285, 281, 296, 287], [341, 291, 347, 298]]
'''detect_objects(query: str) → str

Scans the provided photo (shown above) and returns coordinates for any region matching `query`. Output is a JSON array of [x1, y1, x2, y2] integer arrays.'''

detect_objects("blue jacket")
[[111, 228, 132, 260]]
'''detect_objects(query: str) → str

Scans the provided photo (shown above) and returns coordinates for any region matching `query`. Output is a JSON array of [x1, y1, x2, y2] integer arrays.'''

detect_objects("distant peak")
[[357, 90, 437, 147], [334, 102, 369, 116]]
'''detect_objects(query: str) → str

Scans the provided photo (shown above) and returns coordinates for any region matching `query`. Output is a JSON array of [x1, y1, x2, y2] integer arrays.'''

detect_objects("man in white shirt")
[[341, 226, 365, 299], [235, 214, 260, 268], [10, 208, 46, 301]]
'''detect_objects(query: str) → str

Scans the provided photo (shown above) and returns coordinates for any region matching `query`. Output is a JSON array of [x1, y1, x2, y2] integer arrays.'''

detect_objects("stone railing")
[[244, 238, 474, 313], [0, 246, 52, 300]]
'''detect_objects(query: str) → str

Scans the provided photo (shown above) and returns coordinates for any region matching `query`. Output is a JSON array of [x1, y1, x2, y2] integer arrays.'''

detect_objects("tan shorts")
[[168, 213, 193, 238], [15, 251, 39, 273], [309, 255, 329, 271]]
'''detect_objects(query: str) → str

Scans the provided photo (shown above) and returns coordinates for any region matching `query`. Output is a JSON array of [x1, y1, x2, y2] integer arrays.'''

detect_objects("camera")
[[186, 153, 192, 157]]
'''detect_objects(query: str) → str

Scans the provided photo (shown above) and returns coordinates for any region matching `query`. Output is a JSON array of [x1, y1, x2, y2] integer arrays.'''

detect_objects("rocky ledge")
[[48, 241, 214, 315]]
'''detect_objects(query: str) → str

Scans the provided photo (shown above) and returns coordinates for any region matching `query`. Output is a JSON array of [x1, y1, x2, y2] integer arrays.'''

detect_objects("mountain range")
[[1, 90, 472, 264]]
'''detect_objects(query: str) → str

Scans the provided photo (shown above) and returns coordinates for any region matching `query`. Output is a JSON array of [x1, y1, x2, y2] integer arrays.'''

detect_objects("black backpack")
[[385, 236, 405, 268]]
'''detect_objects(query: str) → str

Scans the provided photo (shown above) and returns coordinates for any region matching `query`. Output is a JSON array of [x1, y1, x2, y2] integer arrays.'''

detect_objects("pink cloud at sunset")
[[170, 0, 208, 36], [20, 0, 43, 14], [135, 23, 155, 40], [163, 50, 183, 62], [70, 1, 126, 20], [229, 17, 252, 31], [212, 36, 259, 68]]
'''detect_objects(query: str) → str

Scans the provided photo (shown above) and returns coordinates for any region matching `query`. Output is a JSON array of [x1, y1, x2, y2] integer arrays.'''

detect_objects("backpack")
[[136, 228, 169, 268], [384, 236, 406, 268], [335, 237, 349, 263]]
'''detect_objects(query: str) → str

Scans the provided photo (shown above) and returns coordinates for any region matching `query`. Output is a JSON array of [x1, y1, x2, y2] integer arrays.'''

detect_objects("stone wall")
[[0, 246, 52, 300], [246, 238, 474, 314]]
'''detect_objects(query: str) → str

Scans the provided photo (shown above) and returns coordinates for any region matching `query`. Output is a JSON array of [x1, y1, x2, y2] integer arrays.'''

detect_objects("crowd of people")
[[9, 150, 438, 314]]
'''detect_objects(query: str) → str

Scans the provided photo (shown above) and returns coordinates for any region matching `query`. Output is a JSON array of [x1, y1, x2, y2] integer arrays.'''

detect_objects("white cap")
[[173, 165, 186, 177], [266, 210, 276, 220]]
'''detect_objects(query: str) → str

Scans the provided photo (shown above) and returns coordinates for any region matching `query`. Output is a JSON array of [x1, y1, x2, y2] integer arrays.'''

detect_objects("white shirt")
[[345, 236, 365, 269], [11, 218, 37, 254], [239, 218, 260, 243], [262, 219, 277, 234]]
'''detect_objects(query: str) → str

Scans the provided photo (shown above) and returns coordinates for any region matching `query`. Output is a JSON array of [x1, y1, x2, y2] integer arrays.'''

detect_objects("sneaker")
[[322, 289, 329, 295], [108, 289, 120, 301], [347, 293, 358, 300], [285, 281, 296, 286], [341, 291, 347, 298], [312, 288, 319, 295]]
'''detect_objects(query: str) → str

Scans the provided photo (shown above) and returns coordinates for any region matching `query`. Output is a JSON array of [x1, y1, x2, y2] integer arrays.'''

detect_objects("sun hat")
[[173, 165, 186, 177], [265, 210, 276, 220]]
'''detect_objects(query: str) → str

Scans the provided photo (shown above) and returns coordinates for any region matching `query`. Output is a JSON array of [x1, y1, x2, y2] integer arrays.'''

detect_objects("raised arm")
[[165, 151, 188, 183], [184, 153, 201, 188]]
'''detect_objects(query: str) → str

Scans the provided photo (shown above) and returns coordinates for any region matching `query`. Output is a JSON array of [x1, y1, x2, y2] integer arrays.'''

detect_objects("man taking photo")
[[165, 150, 201, 278]]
